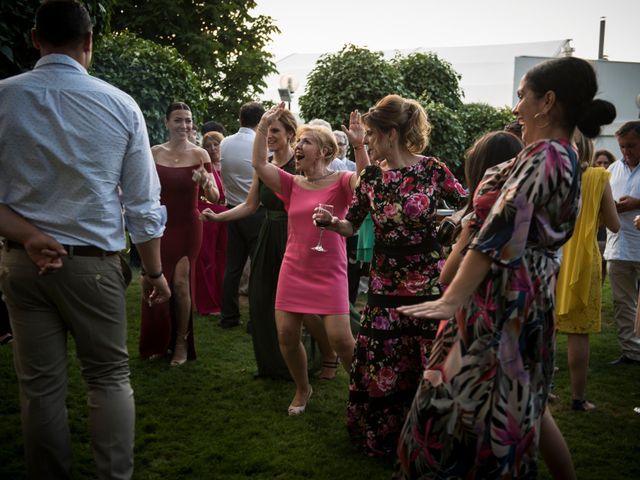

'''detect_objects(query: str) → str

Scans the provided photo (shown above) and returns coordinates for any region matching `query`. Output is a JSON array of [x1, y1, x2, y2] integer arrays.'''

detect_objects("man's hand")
[[141, 274, 171, 306], [615, 196, 640, 213], [22, 233, 67, 274]]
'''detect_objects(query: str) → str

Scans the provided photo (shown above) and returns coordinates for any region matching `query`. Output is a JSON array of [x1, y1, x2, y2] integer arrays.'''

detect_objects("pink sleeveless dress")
[[275, 168, 354, 315]]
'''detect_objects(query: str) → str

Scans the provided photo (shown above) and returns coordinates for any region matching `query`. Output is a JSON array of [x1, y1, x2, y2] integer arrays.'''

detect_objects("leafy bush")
[[420, 99, 467, 182], [299, 44, 407, 128], [394, 52, 463, 110], [90, 32, 206, 145], [457, 102, 515, 147]]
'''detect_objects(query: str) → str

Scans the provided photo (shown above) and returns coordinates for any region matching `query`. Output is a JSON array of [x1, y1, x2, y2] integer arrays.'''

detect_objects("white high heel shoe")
[[287, 387, 313, 416]]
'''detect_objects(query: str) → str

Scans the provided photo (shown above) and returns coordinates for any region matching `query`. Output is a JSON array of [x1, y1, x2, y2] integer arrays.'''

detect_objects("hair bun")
[[577, 99, 616, 138]]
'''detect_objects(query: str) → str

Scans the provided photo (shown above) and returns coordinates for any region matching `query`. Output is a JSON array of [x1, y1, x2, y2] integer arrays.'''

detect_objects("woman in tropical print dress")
[[316, 95, 466, 456], [395, 57, 616, 479]]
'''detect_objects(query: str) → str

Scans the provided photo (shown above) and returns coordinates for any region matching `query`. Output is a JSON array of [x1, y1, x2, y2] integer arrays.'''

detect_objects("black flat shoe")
[[572, 399, 596, 411], [609, 355, 640, 365], [219, 320, 240, 329]]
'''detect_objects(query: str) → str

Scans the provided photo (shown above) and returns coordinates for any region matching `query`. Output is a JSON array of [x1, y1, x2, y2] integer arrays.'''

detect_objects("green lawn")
[[1, 279, 639, 479]]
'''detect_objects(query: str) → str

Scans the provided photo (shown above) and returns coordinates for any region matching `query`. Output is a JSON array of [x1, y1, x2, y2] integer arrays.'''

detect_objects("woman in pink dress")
[[194, 131, 227, 315], [252, 104, 364, 415]]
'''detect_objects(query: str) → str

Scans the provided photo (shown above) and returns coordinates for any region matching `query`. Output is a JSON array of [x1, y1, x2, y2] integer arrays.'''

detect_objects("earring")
[[533, 112, 550, 129]]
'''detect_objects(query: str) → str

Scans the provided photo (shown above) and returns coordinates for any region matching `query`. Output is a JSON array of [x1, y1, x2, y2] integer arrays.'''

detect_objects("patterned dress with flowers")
[[396, 140, 581, 479], [345, 156, 466, 457]]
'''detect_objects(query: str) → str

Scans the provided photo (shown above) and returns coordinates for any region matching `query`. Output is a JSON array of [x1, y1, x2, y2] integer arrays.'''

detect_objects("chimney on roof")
[[598, 17, 607, 60], [561, 40, 575, 57]]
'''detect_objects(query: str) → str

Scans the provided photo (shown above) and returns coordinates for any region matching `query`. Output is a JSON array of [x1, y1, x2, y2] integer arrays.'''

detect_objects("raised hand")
[[192, 157, 211, 188], [258, 102, 286, 134], [341, 110, 365, 148]]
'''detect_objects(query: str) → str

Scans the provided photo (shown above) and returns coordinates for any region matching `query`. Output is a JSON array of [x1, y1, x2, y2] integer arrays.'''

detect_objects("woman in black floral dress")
[[316, 95, 466, 456]]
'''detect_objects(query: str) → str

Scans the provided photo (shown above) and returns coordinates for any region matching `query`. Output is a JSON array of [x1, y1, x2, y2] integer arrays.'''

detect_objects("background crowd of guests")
[[4, 2, 640, 479]]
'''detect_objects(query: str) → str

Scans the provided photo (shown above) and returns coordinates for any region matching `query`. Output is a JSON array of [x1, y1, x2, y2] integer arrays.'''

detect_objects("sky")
[[252, 0, 639, 63]]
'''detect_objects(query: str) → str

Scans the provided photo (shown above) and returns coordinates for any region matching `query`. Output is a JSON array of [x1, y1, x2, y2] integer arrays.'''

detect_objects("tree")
[[0, 0, 114, 78], [90, 32, 206, 145], [420, 99, 467, 182], [299, 44, 407, 128], [394, 52, 464, 111], [457, 102, 515, 147], [111, 0, 279, 131]]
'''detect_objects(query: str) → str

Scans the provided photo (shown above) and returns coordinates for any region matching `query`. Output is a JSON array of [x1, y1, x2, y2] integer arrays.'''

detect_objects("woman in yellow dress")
[[556, 132, 620, 411]]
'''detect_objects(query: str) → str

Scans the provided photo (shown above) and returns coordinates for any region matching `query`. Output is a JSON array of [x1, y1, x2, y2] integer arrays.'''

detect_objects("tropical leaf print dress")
[[345, 156, 466, 457], [396, 139, 581, 479]]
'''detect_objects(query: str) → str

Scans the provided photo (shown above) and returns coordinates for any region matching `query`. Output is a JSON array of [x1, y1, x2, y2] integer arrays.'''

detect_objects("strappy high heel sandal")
[[319, 357, 340, 380], [170, 332, 189, 367]]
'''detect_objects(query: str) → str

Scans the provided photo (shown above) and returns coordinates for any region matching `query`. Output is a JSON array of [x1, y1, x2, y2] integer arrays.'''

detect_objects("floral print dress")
[[396, 139, 581, 479], [345, 156, 466, 457]]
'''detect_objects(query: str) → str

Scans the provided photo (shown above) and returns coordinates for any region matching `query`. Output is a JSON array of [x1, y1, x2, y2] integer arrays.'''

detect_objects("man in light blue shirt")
[[604, 121, 640, 365], [219, 102, 265, 328], [0, 1, 170, 478]]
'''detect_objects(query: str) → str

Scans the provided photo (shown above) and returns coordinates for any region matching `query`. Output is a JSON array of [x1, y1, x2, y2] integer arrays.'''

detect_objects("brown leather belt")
[[4, 240, 117, 257]]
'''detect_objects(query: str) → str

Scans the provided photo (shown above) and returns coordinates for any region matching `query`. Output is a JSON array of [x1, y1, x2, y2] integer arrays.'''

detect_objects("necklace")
[[305, 171, 335, 183]]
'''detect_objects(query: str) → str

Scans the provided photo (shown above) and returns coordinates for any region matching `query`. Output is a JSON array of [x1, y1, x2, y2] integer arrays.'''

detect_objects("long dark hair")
[[463, 131, 524, 216]]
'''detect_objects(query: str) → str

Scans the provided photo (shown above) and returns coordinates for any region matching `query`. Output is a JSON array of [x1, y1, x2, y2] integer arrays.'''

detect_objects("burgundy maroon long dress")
[[139, 163, 210, 359], [194, 167, 227, 315]]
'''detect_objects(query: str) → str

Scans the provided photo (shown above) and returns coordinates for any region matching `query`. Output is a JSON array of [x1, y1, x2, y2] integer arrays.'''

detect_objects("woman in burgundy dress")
[[139, 102, 219, 366], [194, 131, 227, 315]]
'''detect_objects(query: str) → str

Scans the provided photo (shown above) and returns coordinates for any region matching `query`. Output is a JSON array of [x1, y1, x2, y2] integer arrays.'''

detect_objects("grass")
[[1, 278, 639, 479]]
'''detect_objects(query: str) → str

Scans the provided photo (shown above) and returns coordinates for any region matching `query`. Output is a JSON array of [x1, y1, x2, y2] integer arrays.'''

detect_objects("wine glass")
[[311, 203, 334, 252]]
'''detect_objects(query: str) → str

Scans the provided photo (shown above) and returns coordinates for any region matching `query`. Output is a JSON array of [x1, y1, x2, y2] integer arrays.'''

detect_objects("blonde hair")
[[362, 94, 431, 153], [202, 131, 224, 146], [297, 125, 338, 165], [573, 130, 594, 171]]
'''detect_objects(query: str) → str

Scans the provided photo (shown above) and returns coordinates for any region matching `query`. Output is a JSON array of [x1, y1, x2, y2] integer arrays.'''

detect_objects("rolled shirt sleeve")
[[119, 104, 166, 244]]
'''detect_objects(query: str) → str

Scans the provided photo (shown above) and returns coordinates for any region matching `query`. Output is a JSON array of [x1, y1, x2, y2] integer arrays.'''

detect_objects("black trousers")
[[346, 234, 360, 305], [220, 206, 265, 325]]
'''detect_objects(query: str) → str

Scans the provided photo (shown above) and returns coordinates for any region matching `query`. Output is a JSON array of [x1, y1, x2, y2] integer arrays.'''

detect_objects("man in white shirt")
[[329, 130, 356, 172], [605, 121, 640, 365], [219, 102, 265, 328]]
